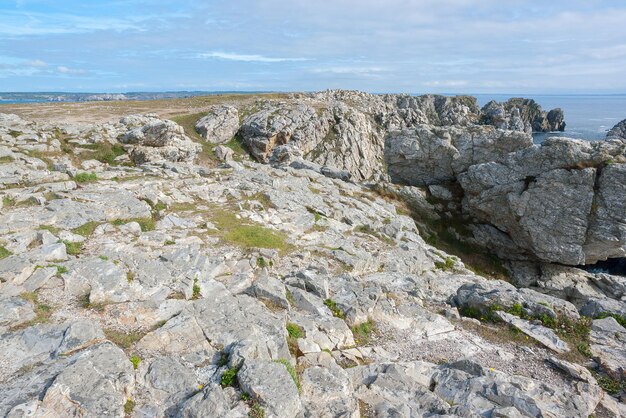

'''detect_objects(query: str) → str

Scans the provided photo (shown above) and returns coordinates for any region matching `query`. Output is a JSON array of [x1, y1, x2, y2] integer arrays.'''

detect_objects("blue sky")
[[1, 0, 626, 93]]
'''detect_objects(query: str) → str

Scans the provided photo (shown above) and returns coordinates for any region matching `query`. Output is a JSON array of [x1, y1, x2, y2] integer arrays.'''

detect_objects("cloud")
[[28, 59, 47, 67], [196, 51, 310, 63], [423, 80, 469, 87], [56, 66, 89, 75]]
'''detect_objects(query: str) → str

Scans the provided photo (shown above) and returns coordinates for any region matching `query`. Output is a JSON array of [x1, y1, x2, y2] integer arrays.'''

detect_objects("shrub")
[[434, 257, 455, 271], [324, 299, 345, 319], [74, 172, 98, 183], [352, 319, 376, 345], [220, 367, 239, 387], [129, 355, 141, 369], [192, 278, 201, 299], [124, 399, 135, 415]]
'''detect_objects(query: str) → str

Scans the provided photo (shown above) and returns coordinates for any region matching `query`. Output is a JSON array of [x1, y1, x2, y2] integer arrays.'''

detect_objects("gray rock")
[[38, 343, 133, 417], [178, 383, 247, 418], [494, 311, 569, 353], [589, 317, 626, 380], [607, 118, 626, 141], [301, 364, 358, 417], [214, 144, 235, 161], [246, 270, 289, 310], [195, 105, 240, 143], [237, 360, 301, 418], [385, 124, 532, 186]]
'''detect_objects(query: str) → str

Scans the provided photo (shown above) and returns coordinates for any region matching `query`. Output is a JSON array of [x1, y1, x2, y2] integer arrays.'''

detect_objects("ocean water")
[[474, 94, 626, 143]]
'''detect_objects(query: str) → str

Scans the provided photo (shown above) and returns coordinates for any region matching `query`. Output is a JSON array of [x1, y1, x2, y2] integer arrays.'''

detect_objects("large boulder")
[[607, 118, 626, 141], [481, 98, 565, 133], [458, 137, 626, 265], [119, 116, 201, 164], [385, 124, 532, 186], [195, 105, 240, 143]]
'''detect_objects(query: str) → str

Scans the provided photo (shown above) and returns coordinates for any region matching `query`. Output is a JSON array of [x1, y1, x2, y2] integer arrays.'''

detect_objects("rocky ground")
[[0, 91, 625, 418]]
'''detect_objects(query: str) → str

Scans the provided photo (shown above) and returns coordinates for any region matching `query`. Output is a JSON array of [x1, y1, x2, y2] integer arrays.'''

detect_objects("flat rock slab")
[[495, 311, 569, 353]]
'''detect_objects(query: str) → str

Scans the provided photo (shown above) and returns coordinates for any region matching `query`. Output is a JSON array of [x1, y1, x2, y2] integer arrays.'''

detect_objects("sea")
[[1, 92, 625, 143], [474, 94, 626, 143]]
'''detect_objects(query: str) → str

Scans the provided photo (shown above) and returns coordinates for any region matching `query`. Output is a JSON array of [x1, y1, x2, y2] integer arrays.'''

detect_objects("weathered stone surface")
[[38, 343, 133, 417], [195, 105, 240, 143], [385, 124, 532, 186], [589, 317, 626, 380], [459, 137, 626, 265], [607, 118, 626, 141], [494, 311, 569, 353], [119, 116, 201, 164], [481, 98, 565, 133], [238, 360, 301, 417]]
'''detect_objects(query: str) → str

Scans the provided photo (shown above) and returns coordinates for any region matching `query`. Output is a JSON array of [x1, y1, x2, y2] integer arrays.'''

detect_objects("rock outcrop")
[[195, 105, 240, 143], [608, 118, 626, 141], [481, 98, 566, 134], [1, 95, 625, 417], [119, 115, 201, 164]]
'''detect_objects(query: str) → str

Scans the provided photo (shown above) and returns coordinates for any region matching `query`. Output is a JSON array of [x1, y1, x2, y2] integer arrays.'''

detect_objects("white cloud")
[[56, 66, 88, 75], [28, 59, 47, 67], [423, 80, 469, 87], [197, 52, 310, 63]]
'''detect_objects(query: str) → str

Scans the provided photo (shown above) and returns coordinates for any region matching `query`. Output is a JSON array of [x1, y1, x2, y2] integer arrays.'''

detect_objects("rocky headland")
[[0, 91, 625, 417]]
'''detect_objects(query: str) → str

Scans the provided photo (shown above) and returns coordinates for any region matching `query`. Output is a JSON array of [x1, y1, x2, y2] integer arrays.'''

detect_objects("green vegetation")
[[351, 319, 376, 345], [124, 398, 135, 415], [220, 367, 239, 387], [62, 240, 83, 255], [0, 245, 12, 260], [129, 355, 141, 370], [53, 265, 68, 276], [38, 225, 61, 235], [73, 172, 98, 183], [224, 135, 249, 157], [286, 322, 305, 356], [324, 299, 345, 319], [192, 277, 201, 299], [164, 239, 175, 245], [72, 221, 100, 237], [274, 359, 301, 392], [595, 374, 626, 395], [126, 271, 135, 283], [434, 257, 456, 271], [596, 312, 626, 328], [256, 256, 267, 268], [111, 217, 156, 232], [83, 142, 126, 165], [354, 224, 395, 245], [104, 328, 146, 350], [78, 293, 107, 311], [209, 208, 291, 253], [0, 155, 14, 163], [248, 401, 266, 418], [217, 351, 229, 367], [99, 255, 109, 261], [15, 292, 53, 329]]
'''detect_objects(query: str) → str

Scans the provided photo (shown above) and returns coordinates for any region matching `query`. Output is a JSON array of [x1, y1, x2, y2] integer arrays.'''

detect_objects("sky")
[[1, 0, 626, 94]]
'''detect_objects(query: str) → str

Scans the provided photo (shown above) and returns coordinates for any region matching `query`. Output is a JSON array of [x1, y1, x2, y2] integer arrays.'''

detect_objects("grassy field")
[[0, 92, 290, 124]]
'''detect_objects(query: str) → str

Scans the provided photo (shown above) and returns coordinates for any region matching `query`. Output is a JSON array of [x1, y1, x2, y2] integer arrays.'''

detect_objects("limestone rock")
[[195, 105, 240, 143], [385, 124, 532, 186], [607, 118, 626, 141], [237, 360, 301, 418]]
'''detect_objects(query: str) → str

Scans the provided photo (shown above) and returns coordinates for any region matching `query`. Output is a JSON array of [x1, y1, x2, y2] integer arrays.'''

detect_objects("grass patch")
[[354, 224, 395, 245], [0, 155, 14, 163], [73, 172, 98, 183], [274, 359, 301, 392], [434, 256, 456, 271], [223, 135, 249, 158], [209, 207, 291, 253], [324, 299, 345, 319], [248, 401, 266, 418], [72, 221, 100, 237], [0, 245, 12, 260], [104, 328, 146, 350], [14, 292, 53, 329], [286, 322, 305, 356], [38, 225, 61, 235], [84, 142, 126, 165], [595, 374, 626, 395], [62, 240, 83, 255], [596, 312, 626, 328], [111, 217, 156, 232], [351, 319, 376, 346]]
